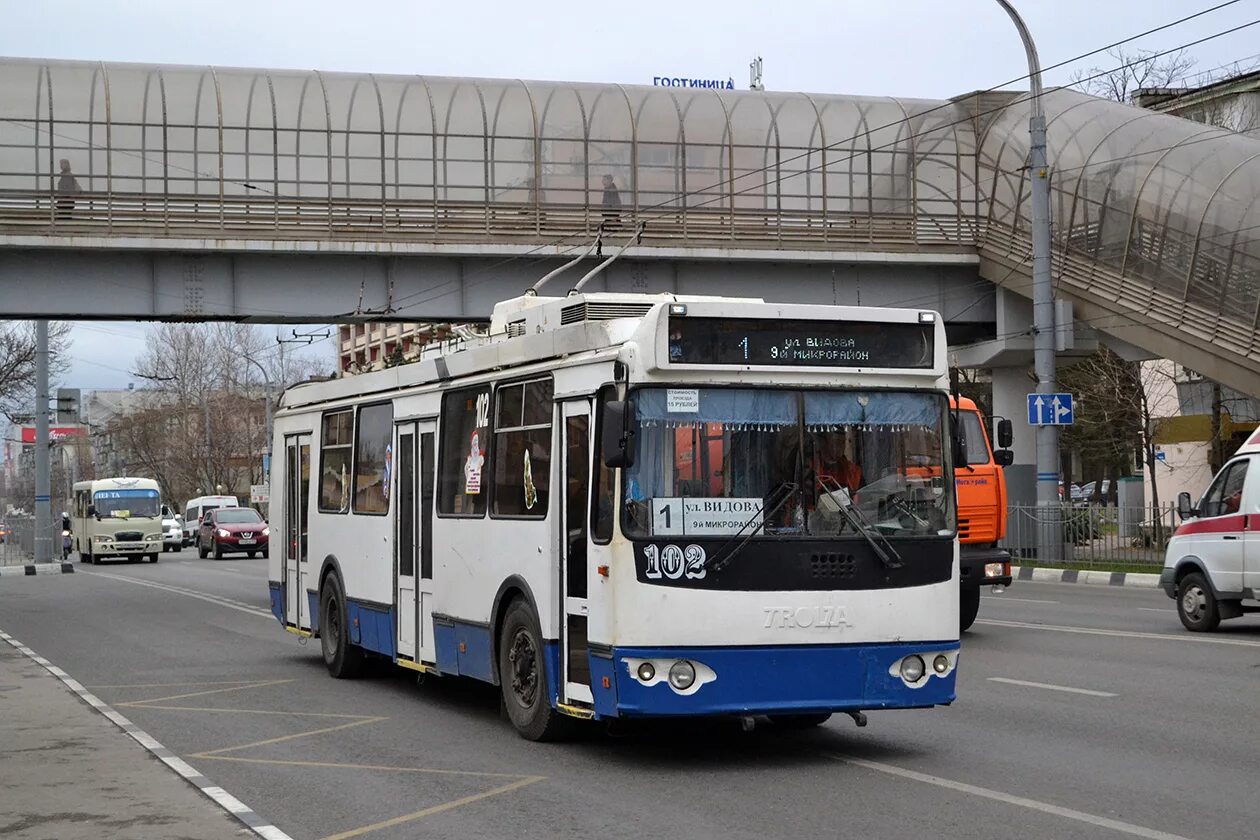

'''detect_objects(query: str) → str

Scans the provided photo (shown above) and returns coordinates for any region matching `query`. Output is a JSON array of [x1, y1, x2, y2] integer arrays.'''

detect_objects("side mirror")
[[601, 399, 636, 469], [1176, 491, 1195, 521], [993, 449, 1014, 467], [160, 505, 171, 517], [997, 418, 1013, 449], [86, 504, 96, 517]]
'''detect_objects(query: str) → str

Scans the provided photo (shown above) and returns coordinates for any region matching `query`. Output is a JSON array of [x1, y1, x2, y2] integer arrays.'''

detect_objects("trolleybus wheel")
[[767, 713, 832, 729], [319, 575, 364, 678], [960, 586, 981, 633], [497, 598, 573, 742]]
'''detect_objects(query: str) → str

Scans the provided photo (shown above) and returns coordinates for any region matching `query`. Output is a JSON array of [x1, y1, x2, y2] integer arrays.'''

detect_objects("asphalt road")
[[2, 549, 1258, 840]]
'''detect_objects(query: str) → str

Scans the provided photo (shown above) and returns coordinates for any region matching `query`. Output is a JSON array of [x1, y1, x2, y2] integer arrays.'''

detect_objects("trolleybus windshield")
[[622, 388, 952, 540]]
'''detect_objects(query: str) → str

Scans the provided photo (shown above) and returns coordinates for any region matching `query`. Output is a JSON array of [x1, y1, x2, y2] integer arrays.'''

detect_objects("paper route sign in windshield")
[[652, 497, 762, 536]]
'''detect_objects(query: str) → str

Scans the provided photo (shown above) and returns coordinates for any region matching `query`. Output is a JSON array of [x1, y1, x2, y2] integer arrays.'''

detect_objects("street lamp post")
[[995, 0, 1062, 562], [242, 354, 273, 486]]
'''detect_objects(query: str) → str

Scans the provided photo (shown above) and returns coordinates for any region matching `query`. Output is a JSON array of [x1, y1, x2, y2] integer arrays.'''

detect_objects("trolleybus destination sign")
[[668, 317, 934, 368]]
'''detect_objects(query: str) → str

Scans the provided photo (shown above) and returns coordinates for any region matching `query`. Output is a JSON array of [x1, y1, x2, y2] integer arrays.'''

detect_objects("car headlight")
[[216, 528, 230, 538], [94, 535, 113, 543], [668, 660, 696, 691], [261, 527, 270, 536], [146, 534, 160, 541], [900, 655, 926, 683], [933, 654, 950, 674]]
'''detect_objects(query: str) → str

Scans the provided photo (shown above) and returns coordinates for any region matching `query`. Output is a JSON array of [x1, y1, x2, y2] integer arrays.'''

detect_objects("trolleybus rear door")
[[395, 422, 419, 661], [560, 400, 593, 705], [394, 419, 437, 666], [284, 433, 312, 631]]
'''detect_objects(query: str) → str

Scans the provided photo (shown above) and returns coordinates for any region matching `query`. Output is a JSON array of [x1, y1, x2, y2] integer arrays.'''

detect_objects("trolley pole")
[[33, 320, 52, 563]]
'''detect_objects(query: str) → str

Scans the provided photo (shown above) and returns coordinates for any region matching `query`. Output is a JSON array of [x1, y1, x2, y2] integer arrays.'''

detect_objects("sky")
[[2, 0, 1259, 390]]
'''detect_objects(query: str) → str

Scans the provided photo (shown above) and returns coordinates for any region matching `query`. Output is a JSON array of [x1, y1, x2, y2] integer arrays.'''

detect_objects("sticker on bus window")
[[523, 449, 537, 510], [666, 389, 699, 413], [464, 430, 484, 494], [653, 497, 761, 535]]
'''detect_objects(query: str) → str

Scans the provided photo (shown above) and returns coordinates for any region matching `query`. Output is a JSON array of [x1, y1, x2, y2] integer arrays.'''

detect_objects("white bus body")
[[72, 477, 166, 563], [269, 293, 959, 739]]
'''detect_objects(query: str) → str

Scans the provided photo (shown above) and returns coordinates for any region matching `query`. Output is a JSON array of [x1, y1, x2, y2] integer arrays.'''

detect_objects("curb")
[[0, 628, 293, 840], [1012, 565, 1161, 588], [0, 562, 76, 577]]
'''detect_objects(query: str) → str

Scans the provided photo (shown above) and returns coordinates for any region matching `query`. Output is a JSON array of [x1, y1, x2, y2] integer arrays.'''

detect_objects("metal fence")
[[1002, 503, 1179, 568], [1, 516, 33, 566]]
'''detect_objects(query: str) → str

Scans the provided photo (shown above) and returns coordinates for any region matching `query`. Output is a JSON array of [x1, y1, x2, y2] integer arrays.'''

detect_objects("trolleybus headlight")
[[668, 660, 696, 690], [636, 662, 656, 682], [900, 655, 926, 683], [933, 654, 950, 674]]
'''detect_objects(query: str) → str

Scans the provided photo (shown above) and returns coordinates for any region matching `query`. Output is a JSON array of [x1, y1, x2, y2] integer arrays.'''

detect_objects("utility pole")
[[996, 0, 1062, 561], [33, 320, 51, 563], [243, 353, 273, 485]]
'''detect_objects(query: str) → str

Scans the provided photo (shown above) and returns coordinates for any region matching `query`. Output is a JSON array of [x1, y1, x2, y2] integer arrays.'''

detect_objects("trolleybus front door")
[[560, 401, 593, 705], [284, 433, 312, 631], [395, 419, 437, 666]]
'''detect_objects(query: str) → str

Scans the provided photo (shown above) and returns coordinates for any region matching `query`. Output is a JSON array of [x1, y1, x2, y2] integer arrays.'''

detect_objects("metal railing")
[[1001, 503, 1178, 568], [0, 516, 35, 566]]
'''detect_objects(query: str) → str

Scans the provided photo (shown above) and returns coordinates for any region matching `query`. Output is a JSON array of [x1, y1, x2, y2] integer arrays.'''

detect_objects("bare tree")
[[1070, 47, 1197, 103], [0, 320, 72, 422], [120, 323, 328, 503]]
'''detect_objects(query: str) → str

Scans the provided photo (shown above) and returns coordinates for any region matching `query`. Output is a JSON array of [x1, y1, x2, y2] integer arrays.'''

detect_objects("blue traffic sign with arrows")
[[1027, 393, 1074, 426]]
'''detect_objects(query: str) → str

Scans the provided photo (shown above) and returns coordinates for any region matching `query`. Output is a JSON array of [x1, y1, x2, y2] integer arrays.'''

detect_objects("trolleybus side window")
[[438, 385, 492, 517], [319, 409, 354, 513], [491, 377, 553, 519], [352, 402, 394, 515], [591, 384, 616, 543]]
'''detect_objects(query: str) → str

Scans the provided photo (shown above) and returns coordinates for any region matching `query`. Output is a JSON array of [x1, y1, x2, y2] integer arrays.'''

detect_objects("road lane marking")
[[193, 755, 534, 779], [986, 677, 1117, 697], [981, 596, 1059, 604], [828, 753, 1192, 840], [977, 617, 1260, 648], [83, 570, 272, 619], [89, 680, 268, 689], [318, 776, 546, 840], [118, 679, 293, 706], [0, 627, 294, 840], [195, 716, 388, 757], [1136, 608, 1170, 613]]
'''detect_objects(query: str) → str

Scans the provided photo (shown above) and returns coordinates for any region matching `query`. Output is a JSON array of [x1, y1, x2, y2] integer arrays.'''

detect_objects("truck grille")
[[114, 531, 143, 542]]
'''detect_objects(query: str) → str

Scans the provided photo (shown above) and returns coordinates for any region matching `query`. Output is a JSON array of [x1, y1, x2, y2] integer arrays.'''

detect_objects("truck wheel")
[[497, 598, 574, 741], [319, 575, 364, 679], [1176, 573, 1221, 632], [960, 587, 981, 633]]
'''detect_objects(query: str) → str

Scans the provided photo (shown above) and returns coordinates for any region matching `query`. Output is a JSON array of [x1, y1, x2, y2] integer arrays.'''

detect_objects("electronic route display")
[[667, 317, 934, 368]]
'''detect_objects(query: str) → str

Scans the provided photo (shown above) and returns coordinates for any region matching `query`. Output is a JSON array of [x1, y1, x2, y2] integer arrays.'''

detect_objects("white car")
[[162, 514, 184, 552], [1161, 431, 1260, 631]]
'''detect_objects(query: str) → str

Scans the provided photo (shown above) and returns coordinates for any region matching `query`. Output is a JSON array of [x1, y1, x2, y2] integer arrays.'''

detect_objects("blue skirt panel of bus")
[[598, 641, 957, 717], [346, 600, 396, 660], [268, 581, 283, 623], [306, 590, 319, 633], [433, 620, 495, 683]]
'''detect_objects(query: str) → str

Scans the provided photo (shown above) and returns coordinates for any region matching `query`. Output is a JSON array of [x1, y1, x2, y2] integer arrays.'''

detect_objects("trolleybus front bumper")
[[588, 640, 958, 718]]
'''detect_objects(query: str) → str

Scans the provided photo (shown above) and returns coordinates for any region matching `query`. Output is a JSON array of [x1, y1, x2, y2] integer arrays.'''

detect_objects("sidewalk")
[[0, 642, 247, 840]]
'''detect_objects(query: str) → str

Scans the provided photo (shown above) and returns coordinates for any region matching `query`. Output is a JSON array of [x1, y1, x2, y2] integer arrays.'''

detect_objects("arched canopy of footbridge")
[[0, 57, 978, 251], [980, 87, 1260, 391]]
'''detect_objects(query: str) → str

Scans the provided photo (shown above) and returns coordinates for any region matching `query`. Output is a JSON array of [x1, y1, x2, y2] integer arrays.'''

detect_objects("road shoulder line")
[[0, 627, 294, 840]]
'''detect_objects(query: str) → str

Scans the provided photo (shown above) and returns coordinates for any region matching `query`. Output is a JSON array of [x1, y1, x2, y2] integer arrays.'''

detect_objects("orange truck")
[[953, 396, 1014, 632]]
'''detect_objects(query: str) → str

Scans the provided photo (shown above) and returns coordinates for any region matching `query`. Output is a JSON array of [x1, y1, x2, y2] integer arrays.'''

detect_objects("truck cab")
[[953, 397, 1015, 631], [1161, 429, 1260, 631]]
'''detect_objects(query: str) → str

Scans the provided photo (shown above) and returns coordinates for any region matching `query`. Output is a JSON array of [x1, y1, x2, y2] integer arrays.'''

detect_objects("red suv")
[[198, 507, 269, 559]]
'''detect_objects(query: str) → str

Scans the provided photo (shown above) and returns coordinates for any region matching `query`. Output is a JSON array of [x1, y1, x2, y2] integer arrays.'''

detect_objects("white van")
[[1161, 431, 1260, 631], [182, 495, 240, 545]]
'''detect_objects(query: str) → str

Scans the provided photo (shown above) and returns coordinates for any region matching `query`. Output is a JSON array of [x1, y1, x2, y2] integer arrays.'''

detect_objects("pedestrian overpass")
[[1, 57, 1258, 396]]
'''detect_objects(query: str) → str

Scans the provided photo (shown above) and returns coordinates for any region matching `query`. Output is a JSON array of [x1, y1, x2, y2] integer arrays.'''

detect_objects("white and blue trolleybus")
[[268, 292, 960, 739]]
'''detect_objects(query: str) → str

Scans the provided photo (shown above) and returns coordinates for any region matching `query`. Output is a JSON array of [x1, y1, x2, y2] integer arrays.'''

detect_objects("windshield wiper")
[[816, 476, 903, 570], [705, 482, 797, 573]]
